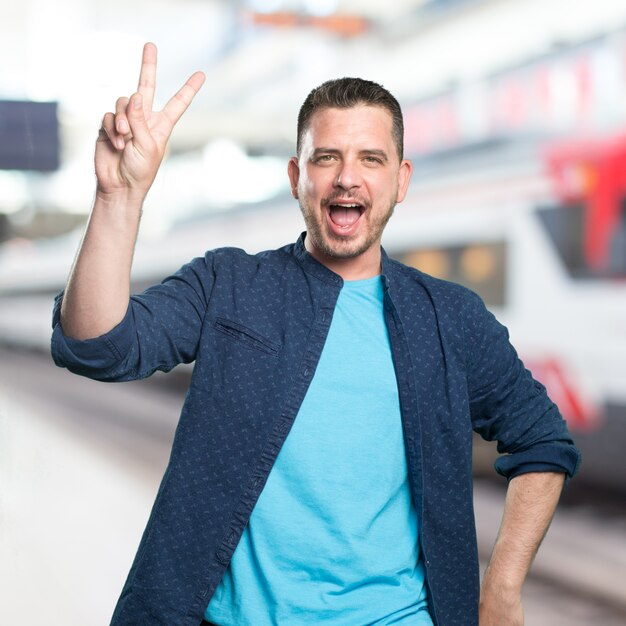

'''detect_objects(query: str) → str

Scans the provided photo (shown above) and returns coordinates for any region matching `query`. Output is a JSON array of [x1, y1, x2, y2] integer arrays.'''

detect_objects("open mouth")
[[327, 202, 365, 231]]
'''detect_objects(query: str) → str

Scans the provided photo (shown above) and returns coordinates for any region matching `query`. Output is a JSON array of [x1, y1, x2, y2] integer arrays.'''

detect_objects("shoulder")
[[198, 243, 294, 271], [386, 256, 485, 315]]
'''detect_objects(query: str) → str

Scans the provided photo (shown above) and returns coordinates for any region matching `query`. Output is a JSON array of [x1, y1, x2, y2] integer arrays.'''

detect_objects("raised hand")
[[96, 42, 205, 198]]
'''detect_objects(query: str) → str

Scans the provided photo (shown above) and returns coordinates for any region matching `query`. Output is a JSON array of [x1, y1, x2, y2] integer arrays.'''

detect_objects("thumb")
[[125, 93, 154, 151]]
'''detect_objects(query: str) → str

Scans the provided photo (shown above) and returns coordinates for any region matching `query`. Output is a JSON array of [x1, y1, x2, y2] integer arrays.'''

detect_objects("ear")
[[287, 157, 300, 199], [396, 159, 413, 203]]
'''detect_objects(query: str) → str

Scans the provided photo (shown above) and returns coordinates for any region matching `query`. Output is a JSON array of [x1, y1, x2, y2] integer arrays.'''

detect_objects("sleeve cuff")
[[51, 293, 135, 378], [494, 442, 582, 480]]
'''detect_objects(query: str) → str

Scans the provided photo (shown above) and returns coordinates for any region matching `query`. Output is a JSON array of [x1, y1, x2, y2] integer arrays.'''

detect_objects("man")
[[52, 43, 580, 626]]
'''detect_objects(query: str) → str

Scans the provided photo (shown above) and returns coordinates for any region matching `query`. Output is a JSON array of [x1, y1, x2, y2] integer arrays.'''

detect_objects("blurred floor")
[[1, 347, 625, 625], [0, 349, 179, 625]]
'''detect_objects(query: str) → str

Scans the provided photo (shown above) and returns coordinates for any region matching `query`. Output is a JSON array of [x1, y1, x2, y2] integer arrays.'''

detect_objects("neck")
[[304, 237, 382, 281]]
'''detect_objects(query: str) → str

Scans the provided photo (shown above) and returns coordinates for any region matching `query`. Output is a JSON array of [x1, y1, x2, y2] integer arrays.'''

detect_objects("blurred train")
[[1, 131, 625, 494], [2, 27, 626, 494]]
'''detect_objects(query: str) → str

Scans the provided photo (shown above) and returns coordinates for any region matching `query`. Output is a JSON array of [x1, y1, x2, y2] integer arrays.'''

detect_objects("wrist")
[[95, 186, 147, 208], [87, 189, 145, 244], [481, 568, 524, 599], [92, 188, 146, 230]]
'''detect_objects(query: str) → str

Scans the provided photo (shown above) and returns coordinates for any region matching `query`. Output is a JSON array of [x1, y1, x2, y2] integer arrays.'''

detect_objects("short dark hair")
[[297, 77, 404, 161]]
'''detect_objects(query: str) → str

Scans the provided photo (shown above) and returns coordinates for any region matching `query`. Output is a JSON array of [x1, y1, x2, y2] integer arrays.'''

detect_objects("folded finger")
[[98, 113, 118, 147], [115, 97, 130, 136], [125, 93, 154, 151], [99, 111, 125, 151]]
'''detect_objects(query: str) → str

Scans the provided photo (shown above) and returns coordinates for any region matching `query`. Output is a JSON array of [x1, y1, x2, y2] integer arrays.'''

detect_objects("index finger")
[[137, 42, 157, 112]]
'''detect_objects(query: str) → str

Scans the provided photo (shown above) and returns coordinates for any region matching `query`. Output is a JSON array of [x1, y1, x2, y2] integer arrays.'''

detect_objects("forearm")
[[479, 471, 565, 624], [58, 44, 205, 342], [60, 190, 145, 339]]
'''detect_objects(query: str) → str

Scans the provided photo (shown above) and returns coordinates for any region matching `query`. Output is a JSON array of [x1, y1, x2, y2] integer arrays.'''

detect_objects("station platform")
[[1, 347, 625, 625]]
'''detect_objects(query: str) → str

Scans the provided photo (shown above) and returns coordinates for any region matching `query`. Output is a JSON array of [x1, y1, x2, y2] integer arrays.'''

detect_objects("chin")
[[303, 214, 376, 260], [319, 234, 372, 260]]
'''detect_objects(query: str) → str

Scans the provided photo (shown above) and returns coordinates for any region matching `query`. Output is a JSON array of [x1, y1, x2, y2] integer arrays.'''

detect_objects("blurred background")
[[1, 0, 625, 624]]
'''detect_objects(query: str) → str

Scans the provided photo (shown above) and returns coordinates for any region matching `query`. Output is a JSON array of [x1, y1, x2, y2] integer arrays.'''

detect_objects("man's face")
[[288, 104, 412, 266]]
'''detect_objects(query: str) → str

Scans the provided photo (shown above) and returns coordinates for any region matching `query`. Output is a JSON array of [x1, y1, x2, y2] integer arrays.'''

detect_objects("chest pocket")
[[214, 317, 281, 357]]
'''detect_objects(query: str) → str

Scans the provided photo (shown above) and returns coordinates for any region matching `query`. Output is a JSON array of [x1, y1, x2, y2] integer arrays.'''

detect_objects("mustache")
[[321, 192, 370, 209]]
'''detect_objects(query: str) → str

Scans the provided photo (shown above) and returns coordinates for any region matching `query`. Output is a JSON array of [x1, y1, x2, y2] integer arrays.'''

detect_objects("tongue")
[[329, 205, 361, 226]]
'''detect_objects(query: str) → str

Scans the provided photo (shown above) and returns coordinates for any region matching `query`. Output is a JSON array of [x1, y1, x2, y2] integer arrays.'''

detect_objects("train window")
[[536, 201, 626, 279], [393, 242, 507, 307], [609, 199, 626, 275]]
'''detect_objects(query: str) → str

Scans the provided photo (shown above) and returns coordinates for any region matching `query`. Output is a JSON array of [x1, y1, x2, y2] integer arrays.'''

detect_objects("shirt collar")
[[293, 232, 392, 287]]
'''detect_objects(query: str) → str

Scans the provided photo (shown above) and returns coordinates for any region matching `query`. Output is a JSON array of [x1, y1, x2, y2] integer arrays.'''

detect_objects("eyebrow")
[[361, 149, 389, 162], [311, 148, 390, 162], [311, 148, 340, 159]]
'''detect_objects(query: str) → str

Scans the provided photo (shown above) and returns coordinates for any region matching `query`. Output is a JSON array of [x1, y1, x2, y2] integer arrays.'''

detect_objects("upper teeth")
[[334, 203, 359, 207]]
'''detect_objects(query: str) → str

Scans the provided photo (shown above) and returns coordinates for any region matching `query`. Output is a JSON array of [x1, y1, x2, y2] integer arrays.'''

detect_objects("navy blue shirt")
[[51, 234, 580, 626]]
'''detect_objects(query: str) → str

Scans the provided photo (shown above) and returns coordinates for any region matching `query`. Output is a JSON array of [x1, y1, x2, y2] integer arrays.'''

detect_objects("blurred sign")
[[525, 357, 600, 432], [543, 134, 626, 274], [0, 101, 60, 172], [404, 30, 626, 155], [245, 10, 369, 37]]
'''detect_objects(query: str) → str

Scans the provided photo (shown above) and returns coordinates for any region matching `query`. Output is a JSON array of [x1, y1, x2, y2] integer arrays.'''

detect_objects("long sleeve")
[[51, 253, 215, 382], [462, 291, 581, 479]]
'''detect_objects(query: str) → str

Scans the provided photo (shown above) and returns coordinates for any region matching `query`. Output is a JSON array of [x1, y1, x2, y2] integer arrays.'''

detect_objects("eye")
[[311, 154, 339, 166], [363, 155, 383, 165], [314, 154, 336, 163]]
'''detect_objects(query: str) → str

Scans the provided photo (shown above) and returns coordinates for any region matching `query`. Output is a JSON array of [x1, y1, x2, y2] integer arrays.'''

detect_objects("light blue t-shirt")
[[206, 276, 432, 625]]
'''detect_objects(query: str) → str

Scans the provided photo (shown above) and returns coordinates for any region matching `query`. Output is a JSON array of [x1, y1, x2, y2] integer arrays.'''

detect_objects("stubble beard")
[[299, 198, 396, 260]]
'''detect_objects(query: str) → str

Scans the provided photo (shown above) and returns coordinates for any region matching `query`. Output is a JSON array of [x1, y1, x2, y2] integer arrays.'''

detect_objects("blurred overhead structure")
[[1, 0, 626, 230], [245, 10, 370, 37], [1, 0, 626, 542]]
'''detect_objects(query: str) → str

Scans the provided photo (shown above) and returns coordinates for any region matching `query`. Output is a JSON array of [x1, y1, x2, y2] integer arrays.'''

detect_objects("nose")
[[335, 158, 362, 190]]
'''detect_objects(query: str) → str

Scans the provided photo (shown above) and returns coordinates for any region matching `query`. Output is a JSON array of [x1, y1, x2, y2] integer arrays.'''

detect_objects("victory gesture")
[[59, 43, 205, 342], [96, 42, 205, 198]]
